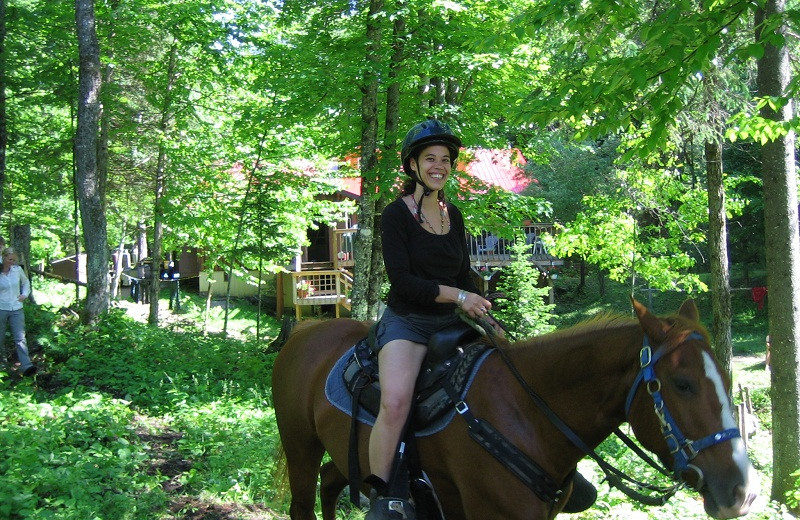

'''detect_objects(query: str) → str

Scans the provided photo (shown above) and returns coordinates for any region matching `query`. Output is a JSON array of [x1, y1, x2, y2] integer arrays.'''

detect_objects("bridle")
[[623, 332, 742, 489]]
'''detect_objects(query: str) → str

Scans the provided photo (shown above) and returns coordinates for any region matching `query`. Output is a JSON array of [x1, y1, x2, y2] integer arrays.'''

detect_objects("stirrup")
[[365, 497, 416, 520]]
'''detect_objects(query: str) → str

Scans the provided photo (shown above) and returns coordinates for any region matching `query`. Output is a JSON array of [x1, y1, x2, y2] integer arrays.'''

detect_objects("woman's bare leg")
[[368, 339, 428, 483]]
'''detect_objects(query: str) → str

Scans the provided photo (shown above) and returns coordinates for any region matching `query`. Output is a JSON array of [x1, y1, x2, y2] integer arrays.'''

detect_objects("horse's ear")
[[678, 298, 699, 323], [631, 297, 646, 318], [631, 297, 668, 340]]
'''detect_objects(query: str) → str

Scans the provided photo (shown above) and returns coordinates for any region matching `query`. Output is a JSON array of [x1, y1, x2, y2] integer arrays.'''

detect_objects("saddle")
[[342, 321, 489, 430], [341, 319, 597, 518]]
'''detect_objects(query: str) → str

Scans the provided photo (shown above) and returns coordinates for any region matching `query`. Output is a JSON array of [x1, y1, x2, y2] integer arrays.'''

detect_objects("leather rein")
[[451, 322, 742, 507]]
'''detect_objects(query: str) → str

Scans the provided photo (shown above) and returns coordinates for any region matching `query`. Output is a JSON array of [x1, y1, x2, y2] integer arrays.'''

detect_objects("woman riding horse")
[[285, 119, 596, 519]]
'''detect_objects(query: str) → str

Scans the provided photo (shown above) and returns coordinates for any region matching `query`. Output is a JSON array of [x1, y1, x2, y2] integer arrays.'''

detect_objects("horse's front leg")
[[428, 474, 467, 520]]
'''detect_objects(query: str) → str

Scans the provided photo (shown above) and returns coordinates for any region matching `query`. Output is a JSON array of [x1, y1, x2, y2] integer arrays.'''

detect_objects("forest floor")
[[112, 298, 286, 519]]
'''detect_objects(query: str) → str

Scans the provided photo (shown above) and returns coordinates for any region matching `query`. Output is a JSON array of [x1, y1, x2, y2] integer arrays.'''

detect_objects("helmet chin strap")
[[412, 171, 435, 223], [415, 187, 433, 223]]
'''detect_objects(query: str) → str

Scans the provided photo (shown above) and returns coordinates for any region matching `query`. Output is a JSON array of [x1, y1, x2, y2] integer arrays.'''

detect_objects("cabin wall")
[[199, 270, 276, 298]]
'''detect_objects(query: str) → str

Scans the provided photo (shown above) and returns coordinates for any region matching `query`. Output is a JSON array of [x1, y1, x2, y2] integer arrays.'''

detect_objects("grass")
[[0, 275, 789, 519], [2, 278, 285, 519]]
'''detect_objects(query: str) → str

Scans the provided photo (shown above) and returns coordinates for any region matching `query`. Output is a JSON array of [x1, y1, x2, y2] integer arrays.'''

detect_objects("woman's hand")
[[456, 289, 492, 319]]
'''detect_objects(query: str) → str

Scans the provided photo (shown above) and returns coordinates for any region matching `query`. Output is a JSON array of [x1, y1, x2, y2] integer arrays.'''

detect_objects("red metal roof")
[[463, 148, 530, 194], [339, 177, 362, 197]]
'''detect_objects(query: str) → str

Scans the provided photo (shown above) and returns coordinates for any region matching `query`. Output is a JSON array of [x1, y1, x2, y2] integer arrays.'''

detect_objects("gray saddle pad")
[[324, 345, 493, 437]]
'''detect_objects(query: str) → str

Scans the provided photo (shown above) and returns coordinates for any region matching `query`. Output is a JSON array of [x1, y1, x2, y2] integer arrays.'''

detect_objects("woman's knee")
[[378, 391, 413, 423]]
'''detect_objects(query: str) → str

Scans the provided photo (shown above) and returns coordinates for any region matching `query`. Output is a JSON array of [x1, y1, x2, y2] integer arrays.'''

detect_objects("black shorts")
[[374, 306, 462, 351]]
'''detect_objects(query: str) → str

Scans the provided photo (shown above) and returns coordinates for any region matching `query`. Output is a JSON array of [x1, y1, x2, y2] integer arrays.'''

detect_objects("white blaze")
[[701, 351, 752, 474]]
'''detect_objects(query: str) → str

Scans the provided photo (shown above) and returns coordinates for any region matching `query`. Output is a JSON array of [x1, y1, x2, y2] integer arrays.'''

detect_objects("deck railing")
[[468, 223, 558, 267], [291, 269, 352, 318], [335, 224, 558, 270], [333, 229, 355, 269]]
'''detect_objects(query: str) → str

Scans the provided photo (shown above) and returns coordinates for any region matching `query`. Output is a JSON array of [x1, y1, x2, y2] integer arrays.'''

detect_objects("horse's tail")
[[271, 442, 291, 506], [265, 315, 298, 353]]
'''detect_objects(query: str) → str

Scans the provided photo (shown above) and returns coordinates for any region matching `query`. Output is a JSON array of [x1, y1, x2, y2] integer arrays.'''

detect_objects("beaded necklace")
[[410, 196, 448, 234]]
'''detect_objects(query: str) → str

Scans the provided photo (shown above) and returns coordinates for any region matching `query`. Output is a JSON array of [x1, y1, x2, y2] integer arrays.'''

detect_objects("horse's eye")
[[671, 377, 696, 396]]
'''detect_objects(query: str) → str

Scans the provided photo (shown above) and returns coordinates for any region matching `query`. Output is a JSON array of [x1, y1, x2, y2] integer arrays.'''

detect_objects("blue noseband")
[[624, 333, 741, 481]]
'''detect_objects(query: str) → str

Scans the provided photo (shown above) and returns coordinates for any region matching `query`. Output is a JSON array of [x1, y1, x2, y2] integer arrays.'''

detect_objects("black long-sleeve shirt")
[[381, 197, 479, 316]]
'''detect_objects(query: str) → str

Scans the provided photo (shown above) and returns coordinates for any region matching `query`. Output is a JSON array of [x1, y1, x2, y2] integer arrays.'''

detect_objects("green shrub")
[[493, 234, 555, 337]]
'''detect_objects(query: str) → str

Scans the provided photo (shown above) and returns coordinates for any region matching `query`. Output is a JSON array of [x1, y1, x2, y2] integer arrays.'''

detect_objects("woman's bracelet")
[[456, 290, 467, 307]]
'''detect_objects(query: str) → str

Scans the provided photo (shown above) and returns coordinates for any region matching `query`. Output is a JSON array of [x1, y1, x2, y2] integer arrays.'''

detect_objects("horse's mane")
[[509, 312, 636, 350], [507, 308, 710, 353], [268, 318, 330, 354]]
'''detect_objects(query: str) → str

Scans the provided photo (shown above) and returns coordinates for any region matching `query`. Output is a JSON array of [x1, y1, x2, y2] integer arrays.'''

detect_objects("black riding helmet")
[[401, 119, 462, 183]]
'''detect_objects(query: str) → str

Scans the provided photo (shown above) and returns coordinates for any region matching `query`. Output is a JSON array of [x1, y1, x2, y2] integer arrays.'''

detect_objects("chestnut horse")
[[272, 299, 757, 519]]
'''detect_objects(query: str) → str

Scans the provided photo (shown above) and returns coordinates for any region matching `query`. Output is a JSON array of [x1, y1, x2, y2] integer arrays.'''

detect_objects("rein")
[[463, 316, 740, 506], [487, 331, 681, 506]]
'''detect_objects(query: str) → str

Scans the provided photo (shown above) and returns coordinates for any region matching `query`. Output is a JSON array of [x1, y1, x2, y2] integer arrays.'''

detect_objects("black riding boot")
[[365, 497, 416, 520], [562, 471, 597, 513], [364, 475, 417, 520]]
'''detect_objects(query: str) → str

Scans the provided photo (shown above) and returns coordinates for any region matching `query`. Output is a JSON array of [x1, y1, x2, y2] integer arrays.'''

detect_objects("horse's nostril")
[[741, 485, 757, 507], [731, 482, 756, 511]]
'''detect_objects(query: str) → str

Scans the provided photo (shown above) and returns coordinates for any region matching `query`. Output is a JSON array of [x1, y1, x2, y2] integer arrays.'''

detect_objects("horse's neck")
[[509, 324, 642, 443]]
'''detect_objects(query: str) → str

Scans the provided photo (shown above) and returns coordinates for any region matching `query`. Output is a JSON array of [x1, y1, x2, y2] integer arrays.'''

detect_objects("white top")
[[0, 265, 30, 311]]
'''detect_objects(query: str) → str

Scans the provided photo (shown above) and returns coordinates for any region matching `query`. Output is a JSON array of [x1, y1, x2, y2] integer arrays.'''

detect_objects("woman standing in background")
[[0, 247, 36, 376]]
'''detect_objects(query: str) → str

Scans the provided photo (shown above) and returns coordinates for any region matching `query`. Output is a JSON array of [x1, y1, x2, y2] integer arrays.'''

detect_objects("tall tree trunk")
[[756, 0, 800, 510], [0, 0, 6, 218], [11, 224, 30, 272], [148, 44, 178, 325], [367, 2, 404, 319], [135, 221, 147, 263], [96, 0, 116, 225], [703, 66, 733, 382], [431, 76, 445, 105], [351, 0, 383, 321], [98, 2, 118, 300], [72, 129, 81, 302], [75, 0, 108, 325], [705, 138, 732, 381]]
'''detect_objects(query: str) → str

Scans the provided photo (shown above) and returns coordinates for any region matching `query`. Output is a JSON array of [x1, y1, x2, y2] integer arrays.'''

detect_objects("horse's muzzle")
[[701, 464, 759, 519]]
